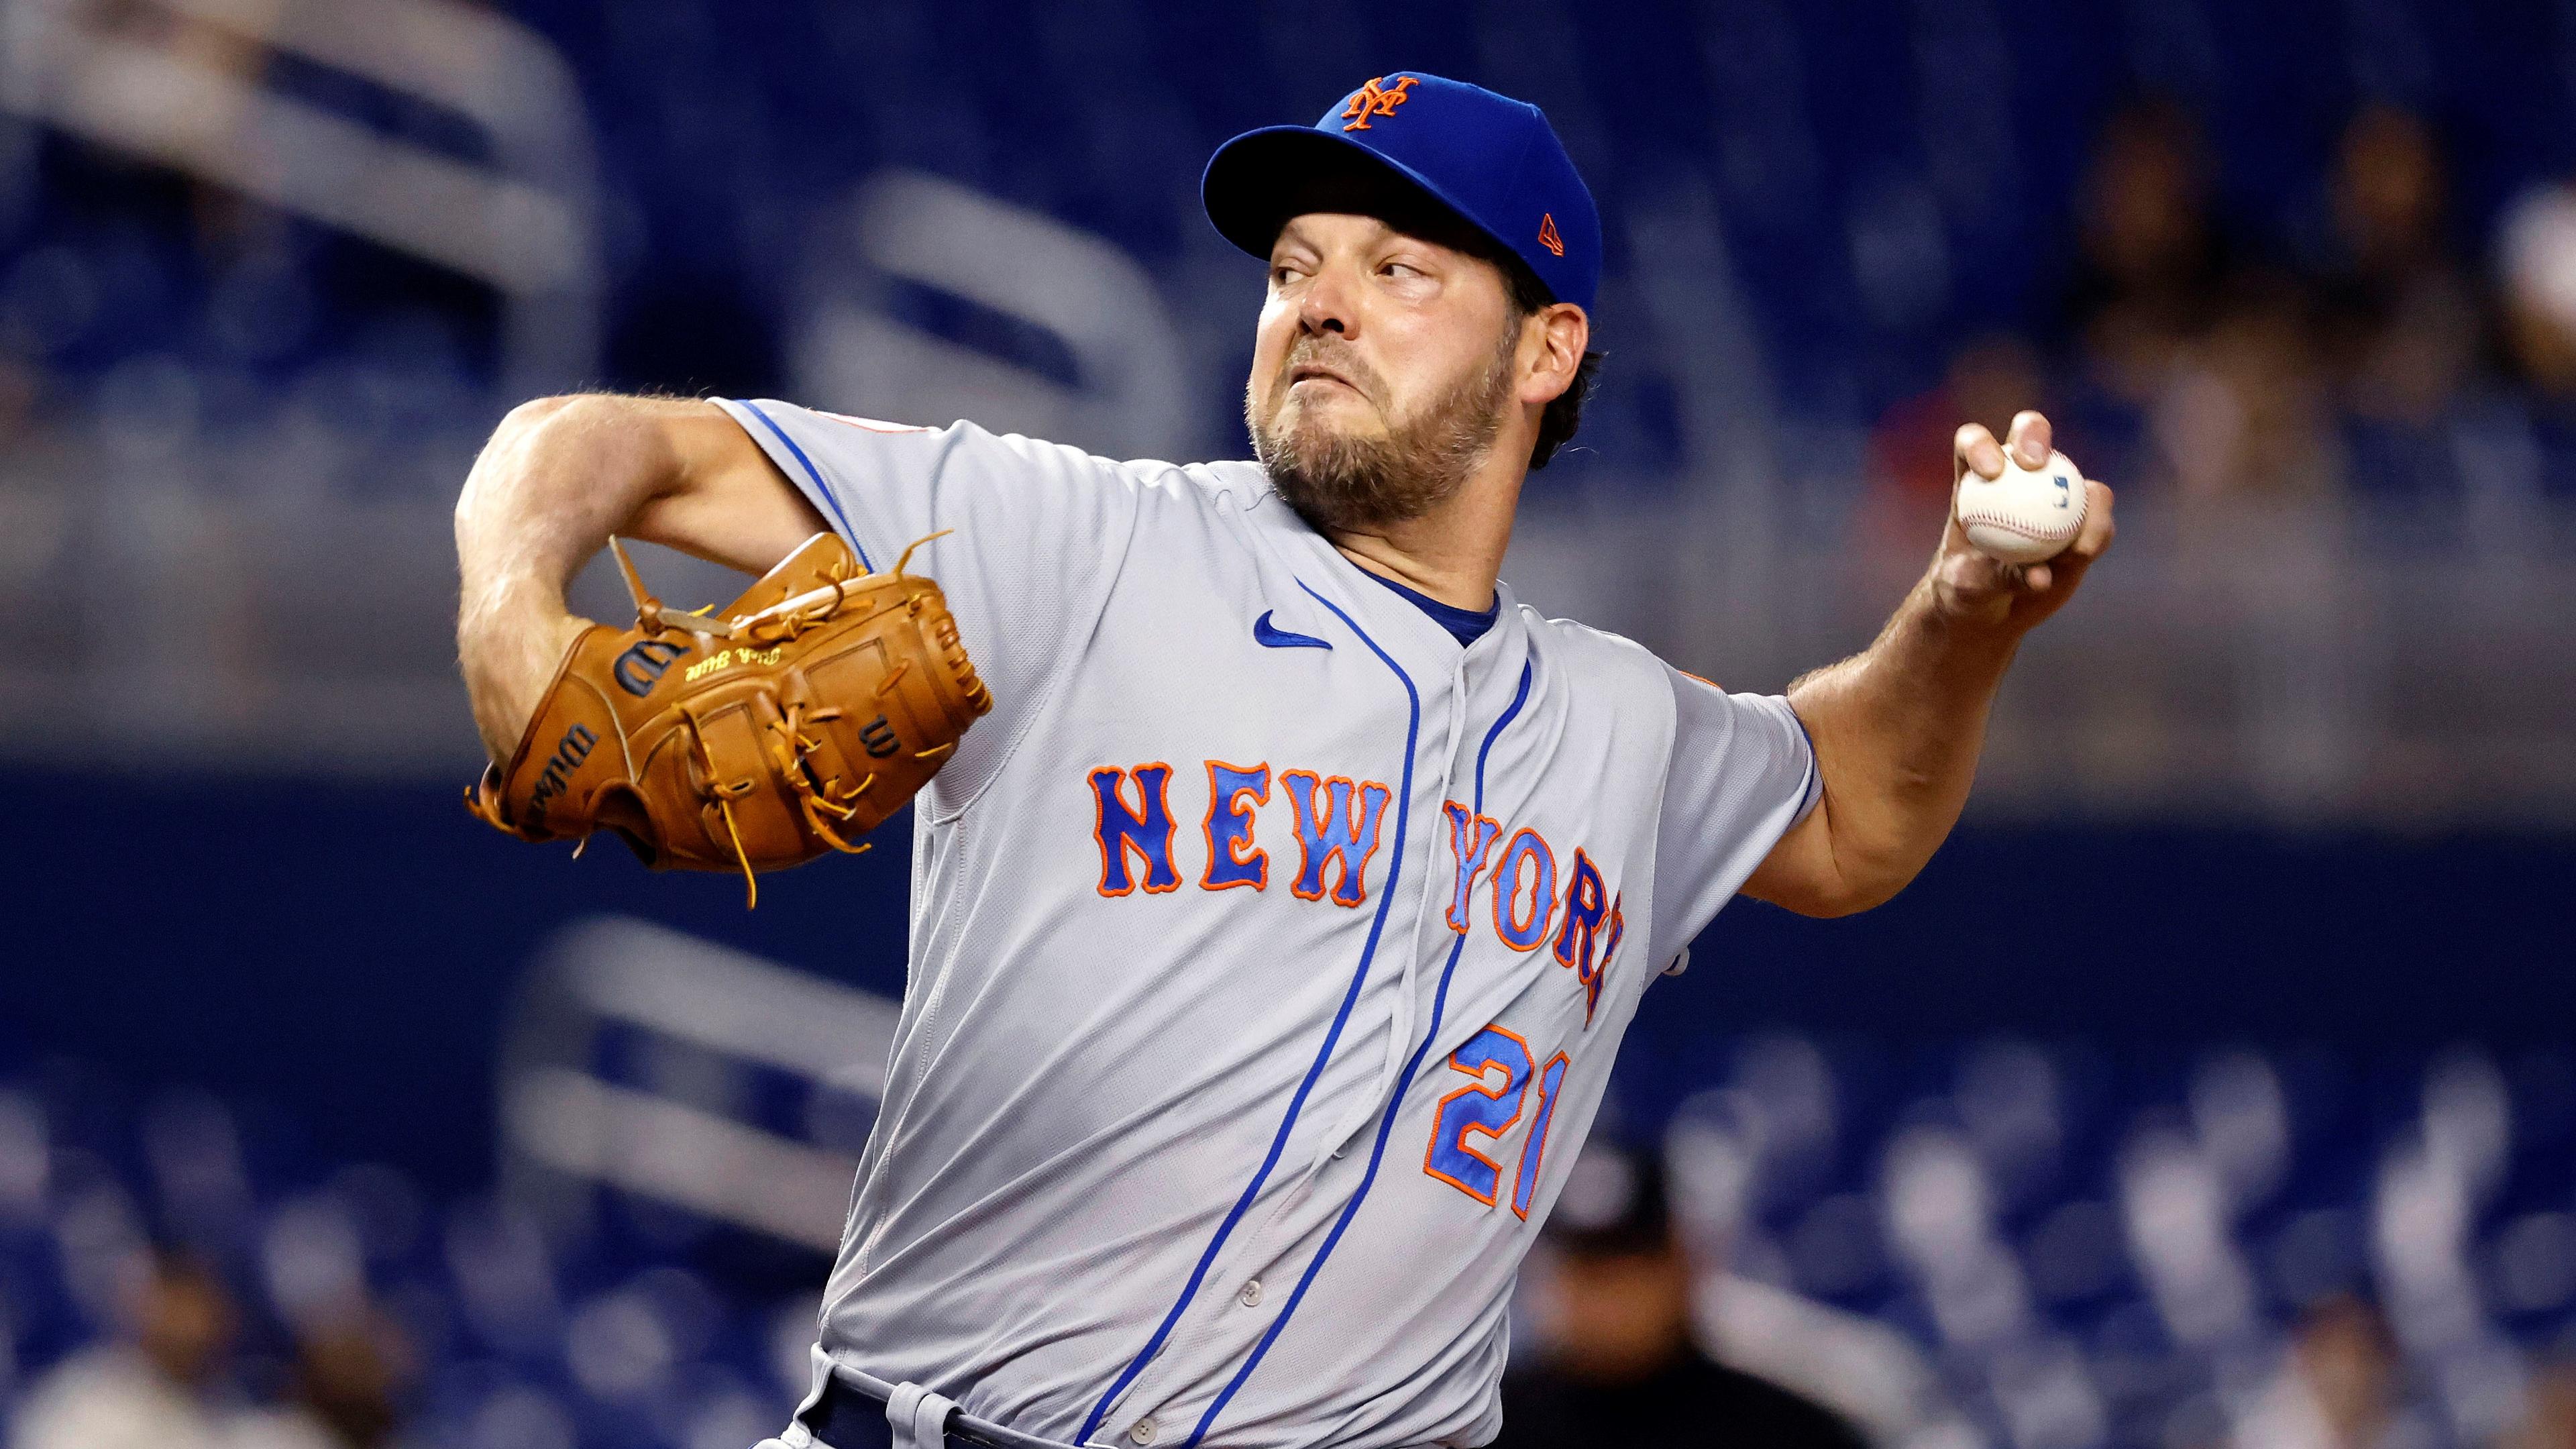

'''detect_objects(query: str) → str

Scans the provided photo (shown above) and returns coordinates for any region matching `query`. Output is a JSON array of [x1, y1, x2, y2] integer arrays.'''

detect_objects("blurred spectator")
[[2059, 97, 2337, 502], [2061, 98, 2234, 405], [2508, 1359, 2576, 1449], [1495, 1142, 1864, 1449], [2497, 180, 2576, 402], [10, 1249, 240, 1449], [5, 1244, 403, 1449], [226, 1308, 415, 1449], [282, 1311, 411, 1449], [2311, 106, 2482, 425], [2231, 1295, 2422, 1449], [2154, 268, 2336, 503], [1865, 332, 2047, 545]]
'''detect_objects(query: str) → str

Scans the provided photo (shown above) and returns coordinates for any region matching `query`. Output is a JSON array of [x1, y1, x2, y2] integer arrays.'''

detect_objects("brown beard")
[[1247, 324, 1519, 534]]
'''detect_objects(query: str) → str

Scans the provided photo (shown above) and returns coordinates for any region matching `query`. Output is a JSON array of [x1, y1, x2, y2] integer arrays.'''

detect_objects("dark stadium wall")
[[5, 772, 2569, 1192]]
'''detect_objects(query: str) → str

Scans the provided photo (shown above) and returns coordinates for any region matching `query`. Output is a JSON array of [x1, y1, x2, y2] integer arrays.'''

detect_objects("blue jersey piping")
[[1789, 706, 1823, 822], [1185, 658, 1534, 1446], [729, 398, 875, 572], [1078, 579, 1423, 1445]]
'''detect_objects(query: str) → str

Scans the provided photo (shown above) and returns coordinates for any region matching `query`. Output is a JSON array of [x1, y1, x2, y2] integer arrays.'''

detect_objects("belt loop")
[[886, 1381, 959, 1449]]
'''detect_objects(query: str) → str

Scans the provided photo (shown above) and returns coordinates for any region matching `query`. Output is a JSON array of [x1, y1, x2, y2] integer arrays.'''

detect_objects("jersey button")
[[1238, 1279, 1263, 1307], [1129, 1416, 1158, 1444]]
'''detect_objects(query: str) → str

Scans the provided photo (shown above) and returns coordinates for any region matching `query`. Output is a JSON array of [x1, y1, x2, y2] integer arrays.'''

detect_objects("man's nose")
[[1298, 264, 1358, 337]]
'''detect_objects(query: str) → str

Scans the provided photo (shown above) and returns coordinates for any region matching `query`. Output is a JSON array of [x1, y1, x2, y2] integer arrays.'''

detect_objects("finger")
[[2047, 515, 2107, 587], [2069, 480, 2116, 558], [2006, 410, 2053, 468], [2043, 540, 2104, 603], [2021, 561, 2052, 593], [1953, 423, 2004, 481]]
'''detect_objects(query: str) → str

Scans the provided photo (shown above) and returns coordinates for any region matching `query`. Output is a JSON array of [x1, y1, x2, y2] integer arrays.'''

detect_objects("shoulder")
[[1516, 602, 1656, 665], [1515, 604, 1682, 702], [1170, 457, 1275, 511], [722, 400, 1264, 506], [947, 428, 1273, 516]]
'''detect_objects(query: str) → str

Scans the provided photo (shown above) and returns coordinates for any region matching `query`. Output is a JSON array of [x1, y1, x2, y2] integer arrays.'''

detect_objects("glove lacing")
[[765, 700, 877, 857], [678, 702, 767, 909], [609, 531, 975, 908]]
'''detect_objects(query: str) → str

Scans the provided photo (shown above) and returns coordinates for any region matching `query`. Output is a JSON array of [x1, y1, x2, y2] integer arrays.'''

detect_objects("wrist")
[[1921, 555, 2029, 639], [458, 583, 589, 763], [1907, 570, 2028, 677]]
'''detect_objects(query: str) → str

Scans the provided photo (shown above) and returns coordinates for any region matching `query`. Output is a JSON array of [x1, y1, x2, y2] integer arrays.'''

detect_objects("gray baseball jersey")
[[712, 398, 1820, 1449]]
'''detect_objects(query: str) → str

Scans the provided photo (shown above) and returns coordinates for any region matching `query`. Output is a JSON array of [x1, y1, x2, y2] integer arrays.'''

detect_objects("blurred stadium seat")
[[0, 0, 2569, 816], [2, 1, 2573, 1446], [5, 924, 2573, 1446]]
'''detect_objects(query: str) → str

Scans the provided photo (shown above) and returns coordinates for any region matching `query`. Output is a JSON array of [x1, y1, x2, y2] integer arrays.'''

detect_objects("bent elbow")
[[460, 395, 609, 514], [1780, 865, 1918, 919], [469, 396, 578, 476], [496, 392, 594, 441], [1773, 889, 1869, 920]]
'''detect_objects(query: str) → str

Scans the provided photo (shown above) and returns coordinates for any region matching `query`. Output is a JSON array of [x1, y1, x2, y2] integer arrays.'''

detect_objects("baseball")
[[1955, 448, 2088, 565]]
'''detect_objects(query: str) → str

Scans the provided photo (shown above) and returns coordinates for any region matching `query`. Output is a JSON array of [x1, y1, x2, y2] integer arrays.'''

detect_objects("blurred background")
[[0, 0, 2572, 1446]]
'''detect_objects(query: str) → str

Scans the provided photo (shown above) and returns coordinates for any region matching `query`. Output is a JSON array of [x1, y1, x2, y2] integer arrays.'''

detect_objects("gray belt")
[[788, 1359, 1446, 1449], [804, 1362, 1089, 1449]]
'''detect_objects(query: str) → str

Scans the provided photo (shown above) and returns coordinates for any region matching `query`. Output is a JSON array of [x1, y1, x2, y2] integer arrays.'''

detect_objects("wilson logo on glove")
[[466, 531, 991, 906], [611, 638, 691, 696]]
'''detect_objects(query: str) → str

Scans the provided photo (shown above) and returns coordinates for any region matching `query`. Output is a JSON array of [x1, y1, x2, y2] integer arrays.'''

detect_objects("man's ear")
[[1523, 303, 1589, 406]]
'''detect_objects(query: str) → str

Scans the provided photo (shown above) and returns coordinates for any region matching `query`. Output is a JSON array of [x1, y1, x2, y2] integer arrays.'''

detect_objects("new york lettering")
[[1087, 761, 1627, 1023]]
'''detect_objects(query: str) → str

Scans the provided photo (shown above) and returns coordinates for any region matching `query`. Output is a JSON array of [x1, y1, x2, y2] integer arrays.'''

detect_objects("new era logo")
[[1340, 76, 1417, 131], [1537, 212, 1564, 257]]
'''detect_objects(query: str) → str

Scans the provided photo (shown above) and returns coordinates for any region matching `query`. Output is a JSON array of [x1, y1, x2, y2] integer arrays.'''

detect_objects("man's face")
[[1245, 211, 1524, 533]]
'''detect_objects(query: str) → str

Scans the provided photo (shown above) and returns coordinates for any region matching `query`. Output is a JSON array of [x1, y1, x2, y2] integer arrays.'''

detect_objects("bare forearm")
[[458, 396, 682, 615], [453, 396, 684, 760], [1746, 411, 2115, 917], [1784, 572, 2022, 907], [453, 395, 828, 763]]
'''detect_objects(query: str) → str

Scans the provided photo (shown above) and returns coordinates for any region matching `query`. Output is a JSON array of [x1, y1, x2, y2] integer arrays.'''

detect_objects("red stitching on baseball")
[[1955, 509, 2077, 542]]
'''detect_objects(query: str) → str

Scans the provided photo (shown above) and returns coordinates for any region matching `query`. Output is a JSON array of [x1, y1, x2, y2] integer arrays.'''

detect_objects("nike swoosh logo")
[[1253, 610, 1332, 651]]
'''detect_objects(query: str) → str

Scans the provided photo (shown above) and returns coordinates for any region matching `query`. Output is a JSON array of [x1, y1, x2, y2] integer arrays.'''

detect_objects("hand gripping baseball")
[[1938, 410, 2118, 631], [465, 532, 991, 905]]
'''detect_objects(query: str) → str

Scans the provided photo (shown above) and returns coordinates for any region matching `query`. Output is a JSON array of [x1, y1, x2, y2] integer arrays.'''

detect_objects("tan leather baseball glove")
[[466, 531, 990, 904]]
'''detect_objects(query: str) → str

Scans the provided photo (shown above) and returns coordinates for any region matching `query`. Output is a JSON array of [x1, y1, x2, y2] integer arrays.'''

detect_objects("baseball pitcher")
[[453, 72, 2114, 1449]]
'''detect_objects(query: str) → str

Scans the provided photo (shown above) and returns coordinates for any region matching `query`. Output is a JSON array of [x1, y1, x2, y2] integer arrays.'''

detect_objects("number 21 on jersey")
[[1422, 1025, 1571, 1219]]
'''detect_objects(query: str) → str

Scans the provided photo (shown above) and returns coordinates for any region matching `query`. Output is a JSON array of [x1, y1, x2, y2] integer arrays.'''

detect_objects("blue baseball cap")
[[1203, 72, 1601, 313]]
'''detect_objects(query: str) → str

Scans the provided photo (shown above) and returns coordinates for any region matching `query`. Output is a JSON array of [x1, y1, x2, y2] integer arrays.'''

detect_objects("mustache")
[[1248, 320, 1519, 535], [1276, 337, 1384, 403]]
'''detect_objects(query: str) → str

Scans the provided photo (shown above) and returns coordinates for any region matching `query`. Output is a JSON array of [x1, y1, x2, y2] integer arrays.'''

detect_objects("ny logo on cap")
[[1340, 75, 1417, 131], [1538, 213, 1565, 257]]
